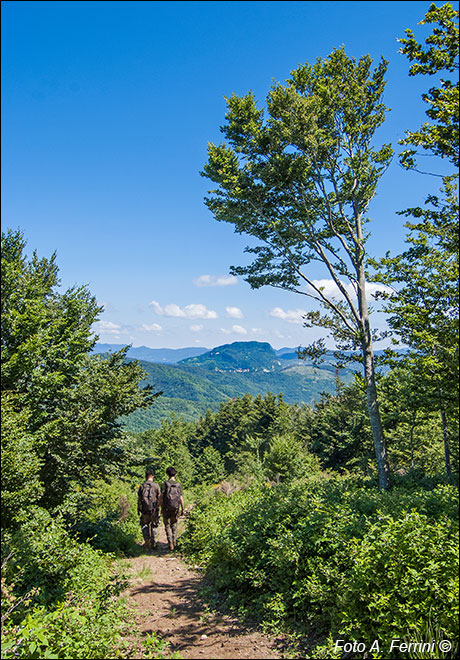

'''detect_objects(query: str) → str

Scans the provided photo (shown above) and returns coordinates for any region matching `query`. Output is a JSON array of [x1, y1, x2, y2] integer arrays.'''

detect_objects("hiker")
[[161, 466, 185, 551], [137, 469, 161, 552]]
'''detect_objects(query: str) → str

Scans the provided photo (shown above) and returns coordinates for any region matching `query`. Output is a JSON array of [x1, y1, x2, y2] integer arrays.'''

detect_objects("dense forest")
[[1, 4, 458, 659]]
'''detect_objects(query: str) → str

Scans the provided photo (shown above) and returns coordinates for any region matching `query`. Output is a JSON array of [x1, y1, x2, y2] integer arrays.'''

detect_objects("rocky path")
[[123, 526, 286, 659]]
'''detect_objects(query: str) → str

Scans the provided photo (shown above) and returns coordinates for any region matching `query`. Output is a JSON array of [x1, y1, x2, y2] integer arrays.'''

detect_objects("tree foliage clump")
[[375, 3, 459, 477], [202, 47, 395, 488], [398, 2, 459, 170], [1, 229, 158, 512]]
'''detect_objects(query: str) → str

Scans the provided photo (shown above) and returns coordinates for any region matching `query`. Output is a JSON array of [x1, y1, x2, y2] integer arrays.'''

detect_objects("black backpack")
[[139, 481, 159, 514], [163, 481, 181, 513]]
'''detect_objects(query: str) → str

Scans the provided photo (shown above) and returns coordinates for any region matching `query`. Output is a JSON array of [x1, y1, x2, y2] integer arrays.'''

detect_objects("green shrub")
[[194, 445, 227, 485], [2, 508, 115, 610], [1, 508, 136, 659], [63, 479, 141, 555], [263, 434, 322, 482], [335, 512, 458, 647], [1, 593, 132, 659], [181, 477, 459, 655]]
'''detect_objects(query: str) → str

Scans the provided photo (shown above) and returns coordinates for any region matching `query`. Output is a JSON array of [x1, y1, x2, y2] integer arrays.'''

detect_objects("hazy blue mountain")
[[275, 346, 301, 356], [93, 343, 209, 363]]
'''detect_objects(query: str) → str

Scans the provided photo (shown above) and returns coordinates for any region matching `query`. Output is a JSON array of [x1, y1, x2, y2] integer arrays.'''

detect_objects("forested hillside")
[[1, 4, 459, 660], [120, 344, 355, 431]]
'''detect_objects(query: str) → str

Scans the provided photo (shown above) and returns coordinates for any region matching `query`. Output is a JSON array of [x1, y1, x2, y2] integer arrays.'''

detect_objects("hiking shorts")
[[140, 511, 160, 540]]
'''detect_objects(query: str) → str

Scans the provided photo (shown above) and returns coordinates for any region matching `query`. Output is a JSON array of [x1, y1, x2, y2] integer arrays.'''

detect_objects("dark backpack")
[[163, 481, 181, 513], [140, 481, 159, 514]]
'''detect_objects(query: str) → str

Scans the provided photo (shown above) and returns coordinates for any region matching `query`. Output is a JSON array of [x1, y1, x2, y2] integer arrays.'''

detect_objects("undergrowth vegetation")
[[180, 477, 459, 658]]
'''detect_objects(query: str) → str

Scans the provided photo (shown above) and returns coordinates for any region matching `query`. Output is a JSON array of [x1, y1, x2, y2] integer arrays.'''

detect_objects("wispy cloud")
[[93, 320, 128, 336], [225, 306, 243, 319], [150, 300, 218, 319], [194, 274, 238, 287], [309, 279, 392, 299], [221, 325, 247, 335], [269, 307, 306, 324], [189, 324, 204, 332], [139, 323, 163, 333]]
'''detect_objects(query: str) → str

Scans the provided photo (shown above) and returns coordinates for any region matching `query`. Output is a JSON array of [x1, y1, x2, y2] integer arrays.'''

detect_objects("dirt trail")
[[123, 525, 285, 659]]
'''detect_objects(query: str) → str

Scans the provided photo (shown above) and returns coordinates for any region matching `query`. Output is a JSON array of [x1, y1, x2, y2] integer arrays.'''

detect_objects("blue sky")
[[2, 1, 454, 349]]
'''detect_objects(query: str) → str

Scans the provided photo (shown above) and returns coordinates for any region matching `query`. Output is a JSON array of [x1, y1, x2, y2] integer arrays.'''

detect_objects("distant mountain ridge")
[[92, 341, 307, 366], [92, 341, 403, 432], [92, 343, 209, 364], [121, 356, 353, 432]]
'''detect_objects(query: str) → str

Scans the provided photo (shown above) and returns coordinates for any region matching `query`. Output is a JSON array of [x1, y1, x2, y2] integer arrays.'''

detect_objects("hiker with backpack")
[[137, 469, 161, 552], [161, 466, 185, 551]]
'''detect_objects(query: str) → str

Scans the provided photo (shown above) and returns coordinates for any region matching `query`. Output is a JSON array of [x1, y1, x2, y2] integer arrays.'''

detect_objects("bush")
[[263, 434, 321, 482], [1, 508, 135, 659], [194, 445, 227, 485], [62, 479, 141, 555], [335, 512, 458, 651], [1, 593, 133, 659], [2, 508, 118, 610], [180, 477, 459, 656]]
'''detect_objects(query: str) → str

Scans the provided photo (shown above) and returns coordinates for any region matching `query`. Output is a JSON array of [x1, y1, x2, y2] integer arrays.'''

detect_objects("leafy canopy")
[[1, 229, 159, 512], [203, 47, 392, 352], [398, 2, 459, 170]]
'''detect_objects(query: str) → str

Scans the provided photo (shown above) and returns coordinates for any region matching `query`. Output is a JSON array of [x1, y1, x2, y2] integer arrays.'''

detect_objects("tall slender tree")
[[375, 3, 459, 476], [202, 48, 393, 489]]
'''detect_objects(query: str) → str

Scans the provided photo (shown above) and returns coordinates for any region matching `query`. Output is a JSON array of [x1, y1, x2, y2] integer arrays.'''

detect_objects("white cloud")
[[251, 327, 264, 335], [309, 279, 392, 300], [269, 307, 306, 324], [221, 325, 248, 335], [93, 320, 128, 336], [225, 306, 244, 319], [194, 274, 238, 287], [232, 325, 247, 335], [140, 323, 163, 333], [150, 300, 218, 319], [189, 324, 204, 332]]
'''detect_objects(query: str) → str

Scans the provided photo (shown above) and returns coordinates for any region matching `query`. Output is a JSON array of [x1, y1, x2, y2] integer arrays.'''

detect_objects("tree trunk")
[[362, 340, 391, 489], [440, 407, 452, 478], [357, 259, 391, 490], [409, 417, 416, 471]]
